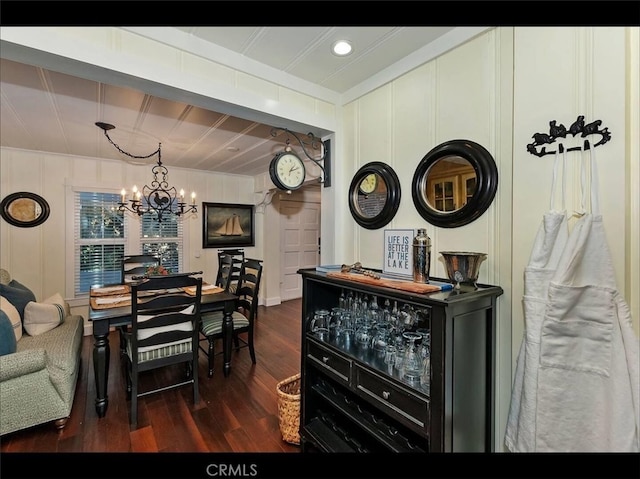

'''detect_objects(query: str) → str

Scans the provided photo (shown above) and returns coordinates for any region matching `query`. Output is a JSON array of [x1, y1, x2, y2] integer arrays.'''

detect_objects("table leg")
[[222, 300, 234, 377], [92, 319, 110, 417]]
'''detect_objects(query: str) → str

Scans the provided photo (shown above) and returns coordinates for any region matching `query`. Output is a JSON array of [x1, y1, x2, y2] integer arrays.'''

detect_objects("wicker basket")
[[276, 373, 301, 445]]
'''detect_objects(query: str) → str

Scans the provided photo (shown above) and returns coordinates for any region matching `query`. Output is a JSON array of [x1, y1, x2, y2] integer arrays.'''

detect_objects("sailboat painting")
[[203, 202, 255, 248], [216, 214, 243, 236]]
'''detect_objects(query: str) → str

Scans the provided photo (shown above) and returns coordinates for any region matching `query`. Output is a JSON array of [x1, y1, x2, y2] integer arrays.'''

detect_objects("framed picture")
[[383, 229, 414, 278], [202, 202, 255, 248], [0, 191, 50, 228]]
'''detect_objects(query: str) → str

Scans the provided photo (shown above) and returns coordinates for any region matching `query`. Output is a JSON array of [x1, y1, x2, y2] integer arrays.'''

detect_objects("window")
[[431, 177, 457, 212], [140, 210, 182, 274], [74, 192, 125, 295], [74, 192, 184, 296]]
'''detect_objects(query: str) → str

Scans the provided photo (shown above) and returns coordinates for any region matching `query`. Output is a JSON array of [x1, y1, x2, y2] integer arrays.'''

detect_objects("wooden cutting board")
[[326, 272, 443, 293]]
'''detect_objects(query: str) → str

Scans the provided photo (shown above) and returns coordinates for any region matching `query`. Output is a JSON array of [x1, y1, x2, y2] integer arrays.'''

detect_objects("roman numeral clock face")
[[269, 152, 306, 191]]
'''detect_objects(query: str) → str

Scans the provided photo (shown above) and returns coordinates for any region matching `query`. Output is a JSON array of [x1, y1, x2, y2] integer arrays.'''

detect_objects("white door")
[[280, 199, 320, 301]]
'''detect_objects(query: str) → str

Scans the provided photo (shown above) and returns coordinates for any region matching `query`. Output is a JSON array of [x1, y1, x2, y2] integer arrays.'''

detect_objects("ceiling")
[[0, 26, 473, 179]]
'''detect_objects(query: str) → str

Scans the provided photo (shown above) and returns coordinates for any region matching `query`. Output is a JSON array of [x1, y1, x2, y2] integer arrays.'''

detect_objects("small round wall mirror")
[[0, 192, 50, 228], [412, 139, 498, 228], [348, 162, 401, 229]]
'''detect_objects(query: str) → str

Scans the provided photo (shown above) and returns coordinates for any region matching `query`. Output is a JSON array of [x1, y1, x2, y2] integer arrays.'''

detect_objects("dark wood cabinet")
[[298, 268, 503, 452]]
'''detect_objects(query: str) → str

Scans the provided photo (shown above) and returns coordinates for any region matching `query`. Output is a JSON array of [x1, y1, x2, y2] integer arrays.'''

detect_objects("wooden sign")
[[383, 229, 414, 278]]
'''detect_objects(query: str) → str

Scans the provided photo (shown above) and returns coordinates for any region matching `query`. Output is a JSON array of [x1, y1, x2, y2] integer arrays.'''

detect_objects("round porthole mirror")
[[348, 162, 401, 229], [412, 139, 498, 228], [0, 192, 50, 228]]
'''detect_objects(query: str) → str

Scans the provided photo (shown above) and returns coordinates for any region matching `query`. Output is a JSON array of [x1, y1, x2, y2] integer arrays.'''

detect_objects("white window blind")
[[74, 192, 126, 295], [74, 192, 186, 296], [140, 209, 183, 274]]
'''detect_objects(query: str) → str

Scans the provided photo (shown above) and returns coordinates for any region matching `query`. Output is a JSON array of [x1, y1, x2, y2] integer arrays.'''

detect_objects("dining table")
[[88, 282, 238, 418]]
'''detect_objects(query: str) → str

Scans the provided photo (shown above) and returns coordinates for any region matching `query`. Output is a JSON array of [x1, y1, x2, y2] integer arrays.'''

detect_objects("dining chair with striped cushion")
[[199, 258, 262, 378], [124, 273, 202, 427]]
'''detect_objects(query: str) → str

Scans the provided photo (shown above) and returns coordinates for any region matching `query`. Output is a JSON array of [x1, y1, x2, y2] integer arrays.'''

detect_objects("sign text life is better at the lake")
[[383, 229, 414, 278]]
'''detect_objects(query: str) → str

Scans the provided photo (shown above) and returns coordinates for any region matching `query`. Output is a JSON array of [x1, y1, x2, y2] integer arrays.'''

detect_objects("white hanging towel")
[[535, 148, 639, 452], [505, 147, 569, 452]]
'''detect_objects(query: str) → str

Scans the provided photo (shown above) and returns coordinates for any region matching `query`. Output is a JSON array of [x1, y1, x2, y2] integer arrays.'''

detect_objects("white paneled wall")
[[343, 29, 514, 451], [344, 30, 510, 286], [341, 27, 639, 451], [512, 27, 638, 342], [0, 147, 258, 335]]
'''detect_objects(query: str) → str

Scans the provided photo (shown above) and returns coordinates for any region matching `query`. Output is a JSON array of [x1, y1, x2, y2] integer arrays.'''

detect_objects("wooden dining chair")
[[217, 249, 244, 294], [199, 258, 263, 378], [123, 273, 202, 427], [117, 254, 160, 356], [215, 253, 234, 292], [121, 254, 159, 284]]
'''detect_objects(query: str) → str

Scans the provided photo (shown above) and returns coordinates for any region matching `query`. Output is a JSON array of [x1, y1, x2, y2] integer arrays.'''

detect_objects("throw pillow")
[[23, 293, 68, 336], [44, 292, 71, 317], [0, 296, 22, 342], [0, 268, 11, 285], [0, 279, 36, 320], [0, 310, 17, 356]]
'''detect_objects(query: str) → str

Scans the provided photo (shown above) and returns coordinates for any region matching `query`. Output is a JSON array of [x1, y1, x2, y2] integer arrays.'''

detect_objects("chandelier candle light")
[[96, 122, 197, 222]]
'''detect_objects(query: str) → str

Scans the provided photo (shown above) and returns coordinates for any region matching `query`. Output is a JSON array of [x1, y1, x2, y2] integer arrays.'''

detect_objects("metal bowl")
[[439, 251, 487, 289]]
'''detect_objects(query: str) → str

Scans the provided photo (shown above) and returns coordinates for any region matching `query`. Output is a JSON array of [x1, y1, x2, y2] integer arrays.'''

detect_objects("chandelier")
[[95, 122, 197, 222]]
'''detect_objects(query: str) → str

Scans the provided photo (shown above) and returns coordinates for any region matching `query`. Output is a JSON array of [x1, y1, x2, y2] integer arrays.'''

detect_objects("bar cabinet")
[[298, 268, 503, 452]]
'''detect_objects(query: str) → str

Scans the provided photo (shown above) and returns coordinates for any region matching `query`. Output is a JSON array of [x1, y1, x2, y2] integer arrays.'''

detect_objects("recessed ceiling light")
[[332, 40, 352, 56], [226, 146, 239, 152]]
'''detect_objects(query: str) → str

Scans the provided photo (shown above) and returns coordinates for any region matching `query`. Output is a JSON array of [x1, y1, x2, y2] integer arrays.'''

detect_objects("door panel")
[[281, 200, 320, 301]]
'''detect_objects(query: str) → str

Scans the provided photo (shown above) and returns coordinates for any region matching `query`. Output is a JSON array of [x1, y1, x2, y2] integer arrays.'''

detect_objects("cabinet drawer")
[[355, 364, 429, 431], [307, 338, 351, 386]]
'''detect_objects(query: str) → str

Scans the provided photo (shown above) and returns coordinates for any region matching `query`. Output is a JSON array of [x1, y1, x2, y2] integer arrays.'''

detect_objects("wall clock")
[[269, 151, 306, 191]]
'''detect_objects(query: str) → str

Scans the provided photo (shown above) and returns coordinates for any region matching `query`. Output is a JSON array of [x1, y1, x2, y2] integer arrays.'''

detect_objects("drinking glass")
[[309, 309, 330, 342], [402, 331, 422, 383], [329, 307, 345, 342], [393, 334, 406, 372], [355, 318, 374, 351], [371, 322, 391, 355], [416, 328, 430, 351], [420, 344, 431, 390], [384, 344, 397, 374], [340, 311, 355, 349], [399, 304, 416, 330]]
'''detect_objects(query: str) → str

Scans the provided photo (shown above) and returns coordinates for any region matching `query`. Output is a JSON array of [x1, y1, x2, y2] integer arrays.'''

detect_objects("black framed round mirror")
[[412, 139, 498, 228], [348, 162, 401, 229], [0, 192, 50, 228]]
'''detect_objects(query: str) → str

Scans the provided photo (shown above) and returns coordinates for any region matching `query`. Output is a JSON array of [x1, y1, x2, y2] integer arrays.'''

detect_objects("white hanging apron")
[[535, 147, 640, 452], [505, 146, 570, 452]]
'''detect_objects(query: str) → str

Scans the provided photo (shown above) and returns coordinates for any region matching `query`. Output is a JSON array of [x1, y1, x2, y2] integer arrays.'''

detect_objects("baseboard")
[[264, 296, 282, 307], [83, 322, 93, 337]]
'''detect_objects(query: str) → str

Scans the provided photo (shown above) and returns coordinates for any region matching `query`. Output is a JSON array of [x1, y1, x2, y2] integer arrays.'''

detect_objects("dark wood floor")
[[0, 298, 303, 453]]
